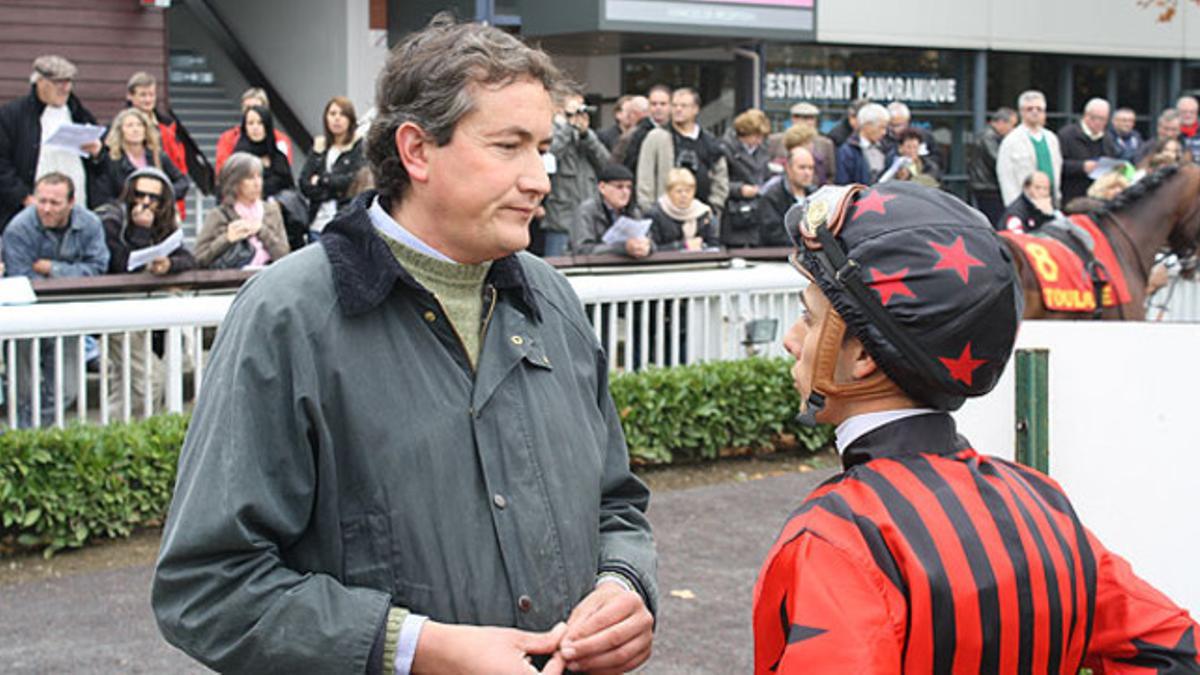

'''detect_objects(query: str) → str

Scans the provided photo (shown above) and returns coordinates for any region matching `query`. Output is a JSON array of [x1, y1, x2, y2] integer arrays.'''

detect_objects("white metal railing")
[[0, 263, 805, 429]]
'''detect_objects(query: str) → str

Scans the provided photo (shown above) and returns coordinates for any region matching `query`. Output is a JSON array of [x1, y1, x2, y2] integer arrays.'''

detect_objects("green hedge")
[[1, 415, 187, 557], [611, 356, 833, 464], [2, 357, 829, 557]]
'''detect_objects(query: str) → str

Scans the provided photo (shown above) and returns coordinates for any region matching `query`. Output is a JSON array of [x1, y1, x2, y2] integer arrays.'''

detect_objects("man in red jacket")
[[126, 71, 198, 217], [754, 181, 1199, 673]]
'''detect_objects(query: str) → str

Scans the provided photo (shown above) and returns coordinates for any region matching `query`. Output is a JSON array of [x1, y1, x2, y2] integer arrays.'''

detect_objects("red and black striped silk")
[[753, 413, 1199, 674]]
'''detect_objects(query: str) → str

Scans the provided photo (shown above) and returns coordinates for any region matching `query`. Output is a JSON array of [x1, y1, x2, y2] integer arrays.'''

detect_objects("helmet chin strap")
[[795, 309, 902, 427]]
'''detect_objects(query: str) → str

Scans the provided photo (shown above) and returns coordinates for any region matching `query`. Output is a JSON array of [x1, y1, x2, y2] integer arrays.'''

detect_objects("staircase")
[[167, 51, 238, 237]]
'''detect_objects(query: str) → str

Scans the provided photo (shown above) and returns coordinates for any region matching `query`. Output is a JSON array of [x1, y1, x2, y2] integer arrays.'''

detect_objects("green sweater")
[[381, 234, 492, 369]]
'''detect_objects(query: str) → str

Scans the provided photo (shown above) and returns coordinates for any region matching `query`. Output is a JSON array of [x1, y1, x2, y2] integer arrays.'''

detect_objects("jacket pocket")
[[341, 512, 394, 593]]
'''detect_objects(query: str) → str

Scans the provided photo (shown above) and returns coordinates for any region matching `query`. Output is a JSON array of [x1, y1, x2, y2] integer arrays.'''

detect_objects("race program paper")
[[44, 122, 106, 156], [601, 216, 652, 245], [126, 229, 184, 272]]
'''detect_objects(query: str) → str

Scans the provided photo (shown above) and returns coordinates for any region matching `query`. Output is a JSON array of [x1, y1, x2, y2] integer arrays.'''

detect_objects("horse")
[[1001, 164, 1200, 320]]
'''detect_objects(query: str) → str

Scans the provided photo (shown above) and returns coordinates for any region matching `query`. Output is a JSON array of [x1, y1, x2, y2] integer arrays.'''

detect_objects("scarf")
[[657, 194, 710, 242], [234, 199, 271, 266]]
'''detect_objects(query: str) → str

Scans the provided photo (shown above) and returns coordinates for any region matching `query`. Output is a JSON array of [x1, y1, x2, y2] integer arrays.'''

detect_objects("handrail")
[[178, 0, 314, 153], [22, 249, 793, 299]]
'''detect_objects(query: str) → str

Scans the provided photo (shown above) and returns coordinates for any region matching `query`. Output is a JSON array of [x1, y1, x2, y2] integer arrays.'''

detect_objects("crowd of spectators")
[[1, 52, 1197, 424]]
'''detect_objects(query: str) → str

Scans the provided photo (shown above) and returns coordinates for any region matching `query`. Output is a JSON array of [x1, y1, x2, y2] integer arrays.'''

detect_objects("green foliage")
[[0, 415, 188, 558], [610, 357, 833, 464]]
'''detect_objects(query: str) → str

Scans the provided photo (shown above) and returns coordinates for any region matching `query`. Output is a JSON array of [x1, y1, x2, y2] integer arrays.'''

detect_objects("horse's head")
[[1166, 162, 1200, 258]]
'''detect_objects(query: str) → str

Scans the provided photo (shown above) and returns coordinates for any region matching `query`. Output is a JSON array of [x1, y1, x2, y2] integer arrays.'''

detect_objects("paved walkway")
[[0, 468, 836, 674]]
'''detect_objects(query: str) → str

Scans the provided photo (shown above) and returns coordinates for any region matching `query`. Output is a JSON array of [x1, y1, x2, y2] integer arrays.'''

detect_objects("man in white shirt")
[[996, 90, 1063, 206]]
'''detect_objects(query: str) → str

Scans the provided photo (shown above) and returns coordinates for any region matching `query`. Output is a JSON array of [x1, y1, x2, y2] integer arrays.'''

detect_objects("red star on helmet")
[[930, 235, 985, 283], [869, 267, 915, 305], [851, 190, 897, 221], [939, 342, 988, 386]]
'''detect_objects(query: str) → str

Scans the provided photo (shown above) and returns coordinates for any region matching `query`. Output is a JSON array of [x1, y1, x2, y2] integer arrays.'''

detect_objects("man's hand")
[[625, 237, 651, 259], [32, 259, 53, 276], [740, 184, 759, 199], [81, 140, 102, 157], [411, 620, 567, 675], [555, 582, 653, 674], [1083, 159, 1098, 174]]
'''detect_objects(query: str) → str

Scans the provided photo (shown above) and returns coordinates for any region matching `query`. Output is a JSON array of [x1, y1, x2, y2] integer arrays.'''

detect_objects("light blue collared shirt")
[[368, 196, 456, 264]]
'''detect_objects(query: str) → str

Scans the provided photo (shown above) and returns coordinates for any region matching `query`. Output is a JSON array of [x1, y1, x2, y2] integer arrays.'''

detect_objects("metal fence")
[[0, 262, 803, 429]]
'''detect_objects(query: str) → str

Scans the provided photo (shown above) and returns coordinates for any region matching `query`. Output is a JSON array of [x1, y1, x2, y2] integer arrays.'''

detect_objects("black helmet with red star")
[[785, 181, 1023, 413]]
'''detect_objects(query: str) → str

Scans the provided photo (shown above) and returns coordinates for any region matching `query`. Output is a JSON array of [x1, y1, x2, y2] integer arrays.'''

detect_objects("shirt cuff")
[[392, 613, 428, 675], [596, 571, 637, 594]]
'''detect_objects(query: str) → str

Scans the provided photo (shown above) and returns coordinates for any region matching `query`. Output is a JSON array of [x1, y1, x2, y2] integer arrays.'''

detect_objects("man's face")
[[786, 149, 814, 191], [1025, 173, 1051, 201], [648, 90, 670, 125], [35, 181, 72, 229], [1020, 98, 1046, 129], [791, 114, 817, 131], [1112, 110, 1135, 134], [613, 101, 628, 129], [670, 91, 698, 128], [1179, 98, 1199, 126], [129, 85, 156, 115], [418, 78, 552, 264], [861, 120, 887, 144], [888, 113, 910, 137], [598, 179, 632, 211], [992, 116, 1016, 136], [1159, 117, 1181, 140], [1082, 103, 1110, 135], [35, 76, 71, 108]]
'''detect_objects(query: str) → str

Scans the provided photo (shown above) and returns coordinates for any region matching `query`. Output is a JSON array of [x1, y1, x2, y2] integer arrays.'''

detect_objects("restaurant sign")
[[764, 70, 958, 106]]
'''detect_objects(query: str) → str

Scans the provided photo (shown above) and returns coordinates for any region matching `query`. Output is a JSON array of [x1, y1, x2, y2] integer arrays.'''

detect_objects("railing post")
[[166, 327, 184, 413], [1014, 348, 1050, 473]]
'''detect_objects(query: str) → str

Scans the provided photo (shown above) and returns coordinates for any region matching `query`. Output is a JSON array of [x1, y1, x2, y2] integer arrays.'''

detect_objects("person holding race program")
[[753, 180, 1199, 673], [152, 14, 656, 675]]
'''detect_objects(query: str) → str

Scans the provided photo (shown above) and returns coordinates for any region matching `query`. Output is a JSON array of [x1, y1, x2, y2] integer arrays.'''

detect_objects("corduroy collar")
[[840, 412, 970, 470], [319, 191, 541, 320]]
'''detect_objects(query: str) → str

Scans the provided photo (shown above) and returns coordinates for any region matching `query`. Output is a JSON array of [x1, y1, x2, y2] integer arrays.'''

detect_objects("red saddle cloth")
[[1000, 214, 1132, 313]]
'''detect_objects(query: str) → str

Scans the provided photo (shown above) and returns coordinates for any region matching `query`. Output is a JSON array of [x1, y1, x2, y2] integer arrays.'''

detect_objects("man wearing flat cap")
[[753, 181, 1200, 673], [768, 102, 836, 187], [0, 55, 104, 232], [570, 162, 652, 258]]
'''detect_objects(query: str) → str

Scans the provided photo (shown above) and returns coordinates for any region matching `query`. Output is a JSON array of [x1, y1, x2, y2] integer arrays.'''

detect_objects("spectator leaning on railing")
[[2, 172, 107, 428], [194, 152, 289, 270], [570, 162, 651, 258], [648, 167, 719, 251]]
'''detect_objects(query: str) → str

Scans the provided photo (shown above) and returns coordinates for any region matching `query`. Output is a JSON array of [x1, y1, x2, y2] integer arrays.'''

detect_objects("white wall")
[[954, 321, 1200, 615], [345, 0, 390, 123], [818, 0, 1197, 58]]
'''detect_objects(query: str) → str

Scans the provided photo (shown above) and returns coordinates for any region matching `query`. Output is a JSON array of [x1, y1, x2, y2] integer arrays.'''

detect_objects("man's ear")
[[848, 340, 879, 380], [394, 122, 431, 184]]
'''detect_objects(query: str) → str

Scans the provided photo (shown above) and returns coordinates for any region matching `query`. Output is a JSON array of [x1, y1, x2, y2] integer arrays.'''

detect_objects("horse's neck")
[[1114, 189, 1185, 278]]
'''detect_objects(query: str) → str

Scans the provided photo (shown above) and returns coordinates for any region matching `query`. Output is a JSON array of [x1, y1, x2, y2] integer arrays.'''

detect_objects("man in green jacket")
[[151, 15, 657, 675]]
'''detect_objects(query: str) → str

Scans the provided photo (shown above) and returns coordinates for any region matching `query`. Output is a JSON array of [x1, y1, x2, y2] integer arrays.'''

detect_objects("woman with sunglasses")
[[96, 167, 196, 415]]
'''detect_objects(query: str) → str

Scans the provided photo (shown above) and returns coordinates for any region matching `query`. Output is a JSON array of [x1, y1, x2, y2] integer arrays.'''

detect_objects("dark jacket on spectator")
[[543, 120, 610, 236], [648, 202, 718, 251], [1108, 128, 1144, 163], [0, 87, 101, 231], [836, 134, 897, 186], [597, 123, 621, 152], [97, 202, 196, 275], [299, 137, 366, 224], [1, 203, 109, 278], [1000, 193, 1056, 233], [722, 136, 771, 247], [967, 125, 1005, 197], [827, 118, 854, 147], [91, 150, 189, 209], [570, 195, 645, 256], [757, 178, 812, 247], [231, 111, 295, 200], [1058, 122, 1120, 204]]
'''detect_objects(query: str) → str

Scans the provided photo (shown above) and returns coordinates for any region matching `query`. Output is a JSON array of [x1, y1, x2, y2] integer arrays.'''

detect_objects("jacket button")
[[423, 310, 436, 323], [493, 494, 507, 509], [511, 335, 524, 345], [517, 595, 532, 612]]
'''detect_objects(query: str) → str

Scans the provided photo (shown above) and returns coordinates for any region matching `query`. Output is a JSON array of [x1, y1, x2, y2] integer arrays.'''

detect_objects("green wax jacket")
[[150, 193, 657, 674]]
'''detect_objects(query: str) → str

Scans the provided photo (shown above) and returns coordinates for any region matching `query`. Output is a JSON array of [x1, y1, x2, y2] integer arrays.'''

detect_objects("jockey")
[[753, 181, 1199, 673]]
